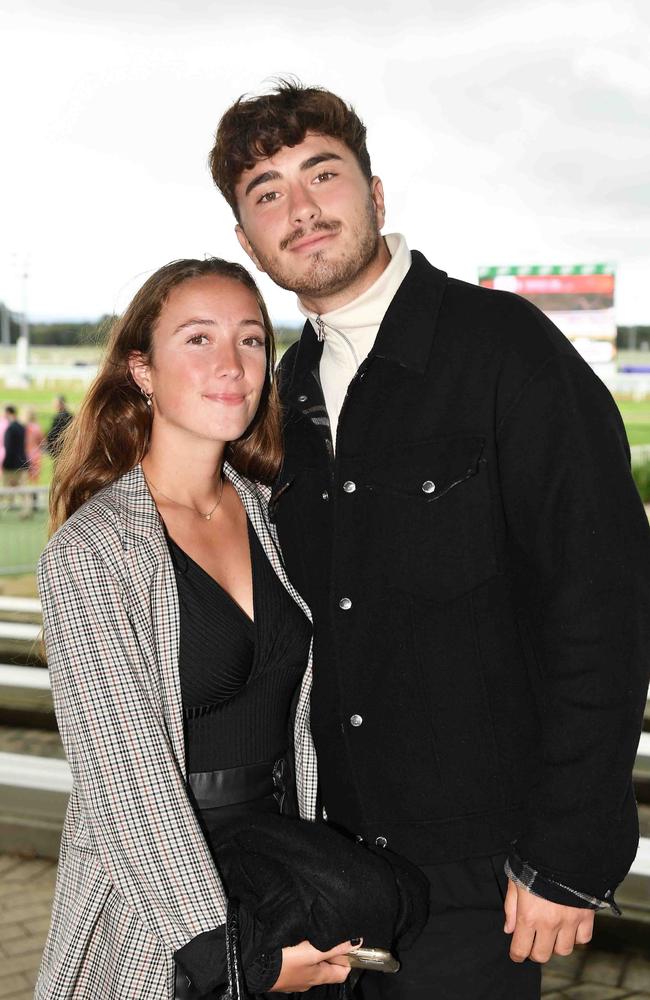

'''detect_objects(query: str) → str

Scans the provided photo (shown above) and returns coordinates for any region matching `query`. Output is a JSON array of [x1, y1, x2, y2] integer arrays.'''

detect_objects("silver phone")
[[345, 947, 401, 973]]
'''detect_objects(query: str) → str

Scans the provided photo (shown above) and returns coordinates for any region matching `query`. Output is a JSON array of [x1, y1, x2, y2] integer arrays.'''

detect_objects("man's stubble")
[[246, 192, 382, 303]]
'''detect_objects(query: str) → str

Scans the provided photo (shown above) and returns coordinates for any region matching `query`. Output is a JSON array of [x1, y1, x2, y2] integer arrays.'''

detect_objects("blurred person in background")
[[25, 407, 45, 481], [210, 80, 650, 1000], [2, 404, 30, 517], [36, 257, 357, 999], [25, 407, 45, 512], [0, 406, 8, 468], [45, 394, 73, 457]]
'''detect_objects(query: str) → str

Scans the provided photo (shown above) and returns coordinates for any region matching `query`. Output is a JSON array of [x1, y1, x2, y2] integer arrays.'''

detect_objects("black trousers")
[[355, 854, 541, 1000]]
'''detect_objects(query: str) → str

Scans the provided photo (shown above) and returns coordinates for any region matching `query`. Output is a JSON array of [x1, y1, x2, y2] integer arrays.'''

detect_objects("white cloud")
[[0, 0, 648, 325]]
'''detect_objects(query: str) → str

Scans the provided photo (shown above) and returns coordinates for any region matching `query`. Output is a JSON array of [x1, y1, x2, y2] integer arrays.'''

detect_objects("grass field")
[[616, 399, 650, 446], [1, 368, 649, 594]]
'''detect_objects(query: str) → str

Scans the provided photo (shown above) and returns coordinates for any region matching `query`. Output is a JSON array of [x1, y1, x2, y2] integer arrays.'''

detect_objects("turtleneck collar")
[[298, 234, 411, 359], [296, 233, 411, 451]]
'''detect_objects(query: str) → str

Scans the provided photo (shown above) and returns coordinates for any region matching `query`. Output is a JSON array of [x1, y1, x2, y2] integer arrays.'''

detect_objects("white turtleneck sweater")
[[298, 233, 411, 450]]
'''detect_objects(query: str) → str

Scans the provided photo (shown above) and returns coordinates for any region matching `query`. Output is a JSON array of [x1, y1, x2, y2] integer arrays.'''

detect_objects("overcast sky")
[[1, 0, 648, 325]]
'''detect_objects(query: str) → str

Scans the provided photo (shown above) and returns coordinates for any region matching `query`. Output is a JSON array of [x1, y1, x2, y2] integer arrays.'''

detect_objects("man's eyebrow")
[[243, 152, 343, 198], [299, 152, 343, 171], [245, 169, 281, 198]]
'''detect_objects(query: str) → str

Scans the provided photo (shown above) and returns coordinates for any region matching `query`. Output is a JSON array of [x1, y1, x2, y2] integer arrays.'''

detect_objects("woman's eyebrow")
[[173, 318, 215, 335], [172, 318, 266, 334]]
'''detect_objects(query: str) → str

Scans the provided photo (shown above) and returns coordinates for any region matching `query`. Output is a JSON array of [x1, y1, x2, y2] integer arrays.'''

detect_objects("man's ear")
[[370, 177, 386, 232], [128, 351, 152, 395], [235, 224, 264, 273]]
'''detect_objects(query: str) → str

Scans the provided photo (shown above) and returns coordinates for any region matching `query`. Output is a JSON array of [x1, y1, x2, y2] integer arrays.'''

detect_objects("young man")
[[209, 82, 650, 998]]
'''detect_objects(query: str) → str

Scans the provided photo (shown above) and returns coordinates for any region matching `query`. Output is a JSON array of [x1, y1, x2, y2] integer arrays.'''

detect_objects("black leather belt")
[[188, 759, 277, 810]]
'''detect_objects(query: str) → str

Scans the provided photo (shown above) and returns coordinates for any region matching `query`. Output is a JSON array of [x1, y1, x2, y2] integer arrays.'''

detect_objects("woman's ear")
[[128, 351, 152, 395]]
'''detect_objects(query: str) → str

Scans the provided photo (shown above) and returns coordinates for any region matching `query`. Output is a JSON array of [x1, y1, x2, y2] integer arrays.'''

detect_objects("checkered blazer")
[[35, 463, 318, 1000]]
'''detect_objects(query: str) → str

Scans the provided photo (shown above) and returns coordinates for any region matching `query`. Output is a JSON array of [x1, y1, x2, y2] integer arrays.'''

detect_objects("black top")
[[168, 518, 311, 777], [169, 518, 311, 996]]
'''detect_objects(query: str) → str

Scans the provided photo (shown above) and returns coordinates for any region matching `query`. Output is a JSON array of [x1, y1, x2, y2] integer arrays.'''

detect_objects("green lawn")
[[2, 377, 650, 486], [1, 374, 649, 590], [615, 399, 650, 447]]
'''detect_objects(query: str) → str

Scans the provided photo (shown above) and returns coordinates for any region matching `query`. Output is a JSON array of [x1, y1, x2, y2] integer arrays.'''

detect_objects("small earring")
[[140, 387, 153, 408]]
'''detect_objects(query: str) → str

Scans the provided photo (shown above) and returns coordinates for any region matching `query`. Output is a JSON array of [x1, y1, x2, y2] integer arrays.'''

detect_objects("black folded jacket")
[[211, 813, 430, 955]]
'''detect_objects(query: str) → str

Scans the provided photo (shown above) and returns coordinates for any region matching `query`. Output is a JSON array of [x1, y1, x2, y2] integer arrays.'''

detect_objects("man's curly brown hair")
[[209, 79, 373, 220]]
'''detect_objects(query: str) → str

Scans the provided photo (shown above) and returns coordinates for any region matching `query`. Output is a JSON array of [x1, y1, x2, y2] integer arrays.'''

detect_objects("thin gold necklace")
[[146, 474, 225, 521]]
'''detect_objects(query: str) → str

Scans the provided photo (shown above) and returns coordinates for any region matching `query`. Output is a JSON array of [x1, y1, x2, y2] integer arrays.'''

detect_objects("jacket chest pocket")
[[355, 435, 498, 603]]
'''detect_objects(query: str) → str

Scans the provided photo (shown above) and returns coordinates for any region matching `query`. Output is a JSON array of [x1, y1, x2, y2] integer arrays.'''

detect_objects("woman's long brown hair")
[[49, 258, 282, 534]]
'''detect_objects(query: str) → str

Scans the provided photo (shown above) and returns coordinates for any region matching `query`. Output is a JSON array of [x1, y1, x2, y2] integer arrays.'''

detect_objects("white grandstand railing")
[[0, 596, 42, 614], [0, 621, 41, 641]]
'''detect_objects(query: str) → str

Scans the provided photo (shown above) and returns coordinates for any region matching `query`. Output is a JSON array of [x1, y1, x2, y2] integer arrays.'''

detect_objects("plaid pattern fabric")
[[35, 463, 317, 999]]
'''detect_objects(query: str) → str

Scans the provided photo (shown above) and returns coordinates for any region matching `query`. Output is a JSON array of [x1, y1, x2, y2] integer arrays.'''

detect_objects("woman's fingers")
[[269, 941, 354, 993], [319, 938, 364, 961]]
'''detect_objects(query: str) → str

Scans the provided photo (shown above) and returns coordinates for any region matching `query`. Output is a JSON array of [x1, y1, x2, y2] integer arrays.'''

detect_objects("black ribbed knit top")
[[167, 518, 311, 775]]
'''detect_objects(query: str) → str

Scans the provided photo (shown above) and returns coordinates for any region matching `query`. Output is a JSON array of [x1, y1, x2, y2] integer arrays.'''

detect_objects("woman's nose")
[[216, 342, 244, 378]]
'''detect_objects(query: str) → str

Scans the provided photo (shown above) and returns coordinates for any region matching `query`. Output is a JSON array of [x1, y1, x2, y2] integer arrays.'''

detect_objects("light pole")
[[15, 259, 30, 374]]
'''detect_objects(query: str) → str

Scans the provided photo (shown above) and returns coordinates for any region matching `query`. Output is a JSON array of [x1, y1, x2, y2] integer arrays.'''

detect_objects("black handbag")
[[212, 813, 430, 959]]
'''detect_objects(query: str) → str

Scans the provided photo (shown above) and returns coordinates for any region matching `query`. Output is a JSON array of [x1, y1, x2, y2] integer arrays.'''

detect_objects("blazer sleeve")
[[38, 540, 228, 952], [496, 350, 650, 900]]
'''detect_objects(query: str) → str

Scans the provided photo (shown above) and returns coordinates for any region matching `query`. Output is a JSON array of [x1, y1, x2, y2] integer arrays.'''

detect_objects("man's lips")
[[204, 393, 247, 406], [288, 230, 338, 253]]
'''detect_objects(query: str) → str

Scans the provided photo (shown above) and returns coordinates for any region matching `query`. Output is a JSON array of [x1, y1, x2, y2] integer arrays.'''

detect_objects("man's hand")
[[504, 879, 595, 964], [269, 939, 357, 993]]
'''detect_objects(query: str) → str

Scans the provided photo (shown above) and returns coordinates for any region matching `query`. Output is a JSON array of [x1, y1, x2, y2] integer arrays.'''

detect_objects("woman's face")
[[136, 274, 269, 447]]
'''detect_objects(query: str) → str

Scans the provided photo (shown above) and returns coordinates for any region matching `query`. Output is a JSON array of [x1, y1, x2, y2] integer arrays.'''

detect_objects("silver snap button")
[[421, 480, 436, 494], [321, 491, 329, 501], [339, 597, 352, 611], [350, 714, 363, 727], [375, 836, 388, 848], [343, 481, 356, 493], [297, 394, 308, 403]]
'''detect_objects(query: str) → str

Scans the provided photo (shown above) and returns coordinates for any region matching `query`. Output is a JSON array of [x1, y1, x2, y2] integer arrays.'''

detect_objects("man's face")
[[234, 133, 386, 306]]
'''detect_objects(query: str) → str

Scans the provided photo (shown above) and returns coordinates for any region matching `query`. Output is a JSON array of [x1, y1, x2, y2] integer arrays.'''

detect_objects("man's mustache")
[[280, 221, 340, 252]]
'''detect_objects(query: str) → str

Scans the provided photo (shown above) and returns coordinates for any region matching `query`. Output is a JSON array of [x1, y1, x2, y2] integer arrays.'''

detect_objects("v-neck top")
[[167, 518, 311, 774]]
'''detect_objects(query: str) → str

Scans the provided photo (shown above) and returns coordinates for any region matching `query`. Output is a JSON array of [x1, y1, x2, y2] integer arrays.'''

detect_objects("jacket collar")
[[108, 462, 269, 548], [285, 250, 448, 392]]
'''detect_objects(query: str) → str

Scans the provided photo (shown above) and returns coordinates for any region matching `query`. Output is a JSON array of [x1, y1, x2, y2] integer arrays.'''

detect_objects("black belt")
[[189, 759, 277, 810]]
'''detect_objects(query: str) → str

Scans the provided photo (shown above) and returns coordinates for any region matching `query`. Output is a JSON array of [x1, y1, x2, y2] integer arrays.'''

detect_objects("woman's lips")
[[204, 393, 246, 406]]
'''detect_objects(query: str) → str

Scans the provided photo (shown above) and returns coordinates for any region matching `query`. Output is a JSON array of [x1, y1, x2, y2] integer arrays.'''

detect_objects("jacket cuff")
[[174, 926, 227, 995], [505, 854, 622, 915], [173, 912, 282, 995]]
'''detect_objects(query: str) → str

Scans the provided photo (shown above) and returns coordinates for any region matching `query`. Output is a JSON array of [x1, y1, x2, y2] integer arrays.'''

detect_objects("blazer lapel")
[[113, 466, 186, 774]]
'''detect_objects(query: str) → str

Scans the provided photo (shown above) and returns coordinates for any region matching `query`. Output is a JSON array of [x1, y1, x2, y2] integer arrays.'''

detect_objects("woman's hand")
[[269, 939, 359, 993]]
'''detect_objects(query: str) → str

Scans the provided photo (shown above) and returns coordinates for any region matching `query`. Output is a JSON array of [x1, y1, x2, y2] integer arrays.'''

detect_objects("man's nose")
[[288, 183, 321, 226]]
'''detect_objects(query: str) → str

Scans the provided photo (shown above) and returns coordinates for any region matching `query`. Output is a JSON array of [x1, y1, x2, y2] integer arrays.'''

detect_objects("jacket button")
[[339, 597, 352, 610], [343, 480, 356, 493], [375, 836, 388, 848], [350, 714, 363, 727], [322, 491, 329, 501], [298, 394, 308, 403], [421, 480, 436, 494]]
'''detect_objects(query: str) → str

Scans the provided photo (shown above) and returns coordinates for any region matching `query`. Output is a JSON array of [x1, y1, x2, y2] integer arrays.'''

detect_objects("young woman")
[[37, 258, 355, 999]]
